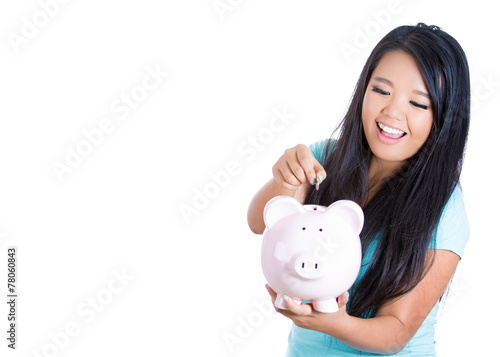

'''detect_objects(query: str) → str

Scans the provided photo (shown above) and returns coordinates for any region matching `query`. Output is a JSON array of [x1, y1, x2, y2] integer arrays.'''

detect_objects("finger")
[[296, 146, 318, 186], [265, 284, 279, 307], [273, 163, 302, 190], [287, 159, 308, 185], [337, 291, 349, 309], [280, 145, 311, 186], [313, 160, 327, 185], [265, 284, 276, 298], [283, 295, 313, 316]]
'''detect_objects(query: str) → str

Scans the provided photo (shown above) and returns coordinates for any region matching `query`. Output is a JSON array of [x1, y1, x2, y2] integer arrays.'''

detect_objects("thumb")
[[313, 160, 327, 186], [337, 291, 349, 309]]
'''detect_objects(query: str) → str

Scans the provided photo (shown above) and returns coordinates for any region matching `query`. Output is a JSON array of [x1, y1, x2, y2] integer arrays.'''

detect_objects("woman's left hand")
[[265, 284, 349, 332]]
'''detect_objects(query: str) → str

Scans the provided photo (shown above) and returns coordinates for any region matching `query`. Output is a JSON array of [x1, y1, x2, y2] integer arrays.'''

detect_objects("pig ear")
[[264, 196, 304, 229], [324, 200, 364, 235]]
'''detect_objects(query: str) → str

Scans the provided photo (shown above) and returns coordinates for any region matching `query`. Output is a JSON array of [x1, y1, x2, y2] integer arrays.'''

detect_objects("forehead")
[[371, 50, 427, 88]]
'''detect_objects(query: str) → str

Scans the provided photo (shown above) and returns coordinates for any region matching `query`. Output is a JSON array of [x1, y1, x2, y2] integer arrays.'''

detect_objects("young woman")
[[247, 23, 470, 356]]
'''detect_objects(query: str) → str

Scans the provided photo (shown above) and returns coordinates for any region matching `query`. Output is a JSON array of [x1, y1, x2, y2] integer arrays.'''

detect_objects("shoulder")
[[432, 184, 470, 258], [309, 138, 337, 164]]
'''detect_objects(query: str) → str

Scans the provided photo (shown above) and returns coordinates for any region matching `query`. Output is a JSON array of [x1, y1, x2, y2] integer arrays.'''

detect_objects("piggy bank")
[[261, 196, 363, 313]]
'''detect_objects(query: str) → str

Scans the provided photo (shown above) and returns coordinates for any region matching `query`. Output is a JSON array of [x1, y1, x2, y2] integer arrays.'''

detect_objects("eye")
[[410, 100, 429, 110], [372, 87, 390, 95], [319, 228, 323, 232], [302, 227, 306, 230]]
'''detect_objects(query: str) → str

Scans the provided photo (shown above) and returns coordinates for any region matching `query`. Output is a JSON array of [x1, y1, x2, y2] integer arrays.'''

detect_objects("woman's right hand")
[[247, 144, 327, 234], [272, 144, 327, 191]]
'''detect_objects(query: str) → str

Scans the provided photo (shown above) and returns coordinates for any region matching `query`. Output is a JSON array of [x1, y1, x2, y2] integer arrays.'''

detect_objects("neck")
[[361, 157, 402, 208], [368, 156, 402, 184]]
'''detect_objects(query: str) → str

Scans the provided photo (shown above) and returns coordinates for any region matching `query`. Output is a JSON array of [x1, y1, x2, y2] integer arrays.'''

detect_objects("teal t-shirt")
[[286, 140, 469, 357]]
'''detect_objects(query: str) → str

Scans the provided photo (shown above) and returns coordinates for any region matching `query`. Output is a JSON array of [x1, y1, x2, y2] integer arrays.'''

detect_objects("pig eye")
[[319, 228, 323, 232], [313, 207, 318, 210], [302, 227, 306, 230]]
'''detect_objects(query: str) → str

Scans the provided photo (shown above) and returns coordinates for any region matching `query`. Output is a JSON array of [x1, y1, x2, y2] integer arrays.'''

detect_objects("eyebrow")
[[373, 76, 430, 99]]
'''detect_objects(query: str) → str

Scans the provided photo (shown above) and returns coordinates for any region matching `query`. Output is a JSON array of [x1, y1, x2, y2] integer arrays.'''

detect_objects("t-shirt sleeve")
[[431, 185, 470, 258], [309, 139, 334, 165]]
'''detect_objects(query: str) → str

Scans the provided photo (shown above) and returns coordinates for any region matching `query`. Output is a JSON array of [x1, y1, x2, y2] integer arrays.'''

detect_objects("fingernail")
[[265, 284, 269, 291], [318, 174, 324, 183], [310, 178, 315, 184], [345, 292, 349, 301], [297, 186, 302, 190], [283, 295, 289, 301]]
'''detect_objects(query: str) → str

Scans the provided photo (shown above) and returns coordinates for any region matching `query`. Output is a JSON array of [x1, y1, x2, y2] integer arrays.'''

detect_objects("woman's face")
[[362, 50, 433, 172]]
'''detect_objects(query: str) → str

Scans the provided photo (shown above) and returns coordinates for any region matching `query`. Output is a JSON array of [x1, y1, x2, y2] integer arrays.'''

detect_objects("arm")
[[269, 249, 460, 354], [247, 144, 326, 234]]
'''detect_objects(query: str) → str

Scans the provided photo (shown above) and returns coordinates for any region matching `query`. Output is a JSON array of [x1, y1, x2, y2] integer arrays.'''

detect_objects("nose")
[[383, 96, 405, 121], [294, 255, 323, 279]]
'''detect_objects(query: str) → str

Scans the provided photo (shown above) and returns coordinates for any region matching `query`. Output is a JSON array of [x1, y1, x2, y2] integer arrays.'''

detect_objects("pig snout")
[[293, 255, 324, 279]]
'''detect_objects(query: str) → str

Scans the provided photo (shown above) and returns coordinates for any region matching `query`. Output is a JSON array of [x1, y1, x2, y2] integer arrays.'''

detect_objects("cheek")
[[361, 94, 373, 129], [409, 114, 433, 143]]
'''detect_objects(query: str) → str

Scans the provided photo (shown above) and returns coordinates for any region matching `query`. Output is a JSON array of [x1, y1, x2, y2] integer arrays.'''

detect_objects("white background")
[[0, 0, 498, 356]]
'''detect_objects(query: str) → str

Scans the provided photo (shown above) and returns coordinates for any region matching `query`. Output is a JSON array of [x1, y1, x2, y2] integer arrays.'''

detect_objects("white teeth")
[[377, 122, 404, 135]]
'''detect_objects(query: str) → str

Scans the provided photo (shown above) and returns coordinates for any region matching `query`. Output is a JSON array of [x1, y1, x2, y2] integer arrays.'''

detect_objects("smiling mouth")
[[377, 122, 406, 139]]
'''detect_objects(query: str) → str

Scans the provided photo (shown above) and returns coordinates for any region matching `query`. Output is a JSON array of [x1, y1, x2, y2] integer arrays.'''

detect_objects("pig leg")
[[274, 293, 303, 310], [274, 293, 289, 310], [312, 298, 339, 313]]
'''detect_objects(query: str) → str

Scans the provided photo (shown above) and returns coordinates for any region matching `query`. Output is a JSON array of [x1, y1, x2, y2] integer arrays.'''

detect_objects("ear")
[[324, 200, 364, 235], [263, 196, 304, 229]]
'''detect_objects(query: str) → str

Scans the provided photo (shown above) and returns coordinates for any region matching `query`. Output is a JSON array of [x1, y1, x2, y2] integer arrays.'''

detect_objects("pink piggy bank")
[[261, 196, 364, 313]]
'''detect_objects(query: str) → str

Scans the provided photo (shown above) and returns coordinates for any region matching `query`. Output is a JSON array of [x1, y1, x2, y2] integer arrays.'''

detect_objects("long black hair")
[[306, 23, 470, 318]]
